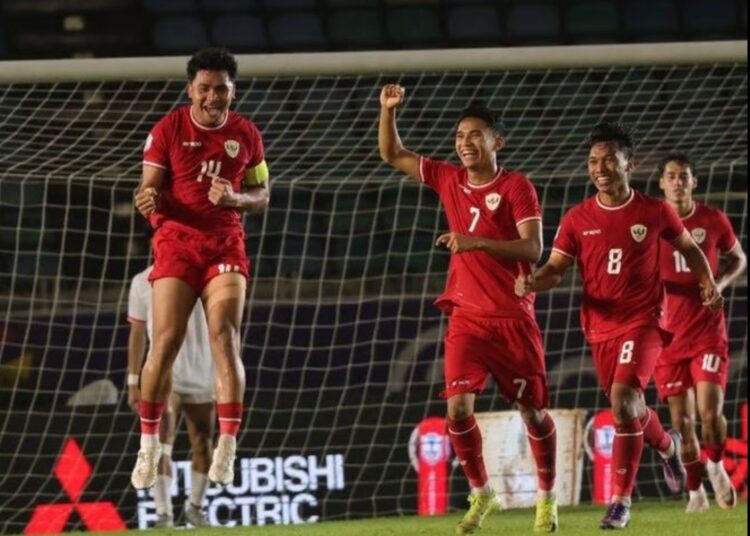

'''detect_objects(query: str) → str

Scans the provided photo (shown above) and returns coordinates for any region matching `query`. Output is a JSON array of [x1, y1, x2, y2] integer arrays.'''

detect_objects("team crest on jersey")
[[224, 139, 240, 158], [630, 224, 647, 243], [691, 227, 707, 244], [485, 193, 501, 211]]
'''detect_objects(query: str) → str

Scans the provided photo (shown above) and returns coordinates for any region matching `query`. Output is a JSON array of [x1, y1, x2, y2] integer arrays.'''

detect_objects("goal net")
[[0, 42, 746, 531]]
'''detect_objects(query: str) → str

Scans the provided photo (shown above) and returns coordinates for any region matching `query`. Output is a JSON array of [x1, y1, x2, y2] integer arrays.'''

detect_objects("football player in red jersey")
[[379, 84, 559, 534], [654, 152, 746, 513], [131, 48, 270, 490], [516, 123, 723, 530]]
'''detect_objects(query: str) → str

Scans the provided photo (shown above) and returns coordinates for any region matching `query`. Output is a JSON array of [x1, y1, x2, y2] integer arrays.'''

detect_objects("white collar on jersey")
[[595, 188, 635, 211], [680, 203, 697, 220], [466, 167, 505, 190], [189, 107, 229, 131]]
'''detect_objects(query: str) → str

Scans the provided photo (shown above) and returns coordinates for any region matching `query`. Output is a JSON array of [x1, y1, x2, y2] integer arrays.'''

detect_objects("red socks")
[[139, 400, 165, 435], [217, 402, 243, 436], [526, 413, 557, 492], [684, 458, 705, 491], [639, 408, 672, 453], [704, 442, 725, 463], [449, 413, 556, 492], [448, 416, 488, 489], [612, 418, 644, 497], [142, 400, 243, 440]]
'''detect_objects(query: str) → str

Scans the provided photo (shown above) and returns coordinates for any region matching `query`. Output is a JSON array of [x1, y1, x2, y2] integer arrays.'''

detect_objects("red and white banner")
[[584, 410, 616, 505], [408, 417, 451, 516]]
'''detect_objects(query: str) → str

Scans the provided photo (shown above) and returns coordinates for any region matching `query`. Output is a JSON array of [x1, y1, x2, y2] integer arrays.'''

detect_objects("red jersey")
[[419, 157, 541, 320], [143, 105, 265, 234], [552, 189, 684, 343], [659, 202, 738, 362]]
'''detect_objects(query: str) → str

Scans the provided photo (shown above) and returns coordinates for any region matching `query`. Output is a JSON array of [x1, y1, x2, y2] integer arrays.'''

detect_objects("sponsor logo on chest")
[[182, 140, 202, 147], [484, 193, 501, 211], [630, 224, 647, 243], [691, 227, 706, 244], [224, 139, 240, 158]]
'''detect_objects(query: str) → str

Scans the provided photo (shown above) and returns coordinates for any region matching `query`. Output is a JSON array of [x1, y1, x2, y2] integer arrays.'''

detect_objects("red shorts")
[[442, 311, 549, 410], [653, 349, 728, 400], [591, 326, 666, 398], [150, 223, 249, 295]]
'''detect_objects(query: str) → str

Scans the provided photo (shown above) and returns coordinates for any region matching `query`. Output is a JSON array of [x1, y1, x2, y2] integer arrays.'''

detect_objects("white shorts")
[[173, 390, 214, 405]]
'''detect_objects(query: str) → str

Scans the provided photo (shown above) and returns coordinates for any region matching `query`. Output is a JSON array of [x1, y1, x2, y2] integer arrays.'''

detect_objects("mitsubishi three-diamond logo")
[[24, 437, 126, 533]]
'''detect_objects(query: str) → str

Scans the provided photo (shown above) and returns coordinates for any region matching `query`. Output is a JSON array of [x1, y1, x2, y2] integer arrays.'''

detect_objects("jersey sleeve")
[[715, 209, 739, 252], [127, 275, 147, 324], [243, 121, 268, 186], [659, 201, 685, 242], [509, 175, 542, 226], [418, 156, 457, 196], [551, 210, 577, 259], [247, 121, 265, 168], [142, 116, 171, 170]]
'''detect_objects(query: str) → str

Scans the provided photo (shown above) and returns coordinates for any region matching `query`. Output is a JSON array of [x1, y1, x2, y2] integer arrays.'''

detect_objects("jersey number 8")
[[607, 248, 623, 275]]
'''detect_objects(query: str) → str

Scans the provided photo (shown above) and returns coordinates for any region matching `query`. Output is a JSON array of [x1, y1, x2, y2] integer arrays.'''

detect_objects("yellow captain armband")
[[244, 160, 269, 186]]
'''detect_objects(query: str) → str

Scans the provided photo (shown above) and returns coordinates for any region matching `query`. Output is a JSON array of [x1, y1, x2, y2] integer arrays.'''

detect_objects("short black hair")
[[187, 47, 238, 81], [456, 103, 506, 136], [587, 121, 636, 159], [657, 152, 695, 175]]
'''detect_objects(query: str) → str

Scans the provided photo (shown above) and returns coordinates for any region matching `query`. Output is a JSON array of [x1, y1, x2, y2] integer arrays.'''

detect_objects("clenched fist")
[[380, 84, 405, 109], [134, 187, 159, 218], [700, 282, 724, 310], [208, 176, 237, 207]]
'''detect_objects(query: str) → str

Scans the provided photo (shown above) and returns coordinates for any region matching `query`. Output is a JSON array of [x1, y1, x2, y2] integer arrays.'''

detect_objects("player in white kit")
[[128, 265, 215, 528]]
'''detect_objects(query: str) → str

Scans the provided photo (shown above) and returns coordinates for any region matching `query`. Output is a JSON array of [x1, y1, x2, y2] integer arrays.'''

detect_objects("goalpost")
[[0, 41, 746, 531]]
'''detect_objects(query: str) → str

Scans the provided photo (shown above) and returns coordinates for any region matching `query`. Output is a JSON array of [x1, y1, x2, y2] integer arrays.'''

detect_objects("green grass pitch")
[[126, 499, 746, 536]]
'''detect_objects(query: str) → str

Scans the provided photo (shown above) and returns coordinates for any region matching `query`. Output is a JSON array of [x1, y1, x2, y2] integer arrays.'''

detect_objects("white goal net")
[[0, 42, 746, 531]]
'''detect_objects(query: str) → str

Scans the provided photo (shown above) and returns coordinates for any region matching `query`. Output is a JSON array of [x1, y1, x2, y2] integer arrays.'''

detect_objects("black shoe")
[[599, 502, 631, 530], [662, 430, 686, 494]]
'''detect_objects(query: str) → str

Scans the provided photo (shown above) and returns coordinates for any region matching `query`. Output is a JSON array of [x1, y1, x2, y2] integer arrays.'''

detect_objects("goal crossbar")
[[0, 40, 745, 83]]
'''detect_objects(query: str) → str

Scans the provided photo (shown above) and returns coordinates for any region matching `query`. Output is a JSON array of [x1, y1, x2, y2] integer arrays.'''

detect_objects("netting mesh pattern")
[[0, 63, 746, 530], [1, 66, 746, 181]]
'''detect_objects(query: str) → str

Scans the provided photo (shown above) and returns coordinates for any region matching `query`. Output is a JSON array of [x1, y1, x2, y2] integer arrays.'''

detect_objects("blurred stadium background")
[[0, 0, 747, 58], [0, 0, 746, 533]]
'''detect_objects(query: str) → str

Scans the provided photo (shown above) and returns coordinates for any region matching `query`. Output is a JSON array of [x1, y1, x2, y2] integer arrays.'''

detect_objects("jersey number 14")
[[197, 160, 222, 182]]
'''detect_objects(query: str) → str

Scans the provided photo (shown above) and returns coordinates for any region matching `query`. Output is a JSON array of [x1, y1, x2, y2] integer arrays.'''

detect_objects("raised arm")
[[671, 230, 723, 308], [717, 242, 747, 294], [515, 251, 574, 297], [378, 84, 421, 180]]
